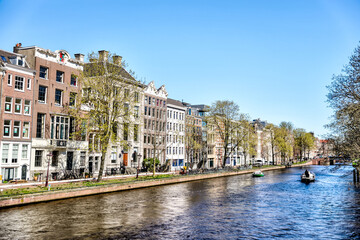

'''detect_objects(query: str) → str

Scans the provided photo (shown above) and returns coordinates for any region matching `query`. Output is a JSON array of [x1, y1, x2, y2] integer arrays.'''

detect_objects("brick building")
[[143, 81, 167, 165], [0, 49, 36, 181], [15, 44, 87, 180]]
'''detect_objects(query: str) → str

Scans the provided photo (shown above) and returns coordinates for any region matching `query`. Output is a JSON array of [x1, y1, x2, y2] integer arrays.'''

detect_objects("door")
[[67, 152, 74, 170], [89, 157, 93, 173], [21, 165, 27, 180], [123, 153, 128, 166]]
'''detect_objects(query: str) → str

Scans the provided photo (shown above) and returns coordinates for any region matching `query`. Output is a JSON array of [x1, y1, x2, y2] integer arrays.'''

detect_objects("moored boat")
[[301, 169, 315, 183], [253, 170, 264, 177]]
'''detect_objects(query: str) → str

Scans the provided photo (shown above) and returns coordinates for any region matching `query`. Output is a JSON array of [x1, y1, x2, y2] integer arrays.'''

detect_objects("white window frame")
[[12, 144, 19, 163], [27, 78, 31, 89], [22, 144, 29, 159], [56, 70, 64, 83], [39, 66, 48, 79], [55, 89, 63, 106], [14, 98, 22, 114], [7, 74, 12, 86], [4, 120, 11, 138], [5, 97, 12, 113], [70, 74, 77, 87], [14, 76, 24, 91], [24, 100, 31, 115], [22, 122, 30, 138], [2, 144, 9, 164], [13, 121, 20, 138], [38, 85, 47, 103]]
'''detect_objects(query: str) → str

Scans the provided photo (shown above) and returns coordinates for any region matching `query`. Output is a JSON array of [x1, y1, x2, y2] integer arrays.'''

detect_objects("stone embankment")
[[0, 163, 311, 208]]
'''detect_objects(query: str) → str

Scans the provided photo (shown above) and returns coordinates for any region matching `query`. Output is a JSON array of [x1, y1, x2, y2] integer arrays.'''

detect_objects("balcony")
[[50, 140, 67, 148]]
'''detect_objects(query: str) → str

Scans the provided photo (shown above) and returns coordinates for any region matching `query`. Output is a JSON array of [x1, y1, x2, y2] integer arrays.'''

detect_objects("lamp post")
[[136, 153, 142, 178], [45, 152, 52, 187]]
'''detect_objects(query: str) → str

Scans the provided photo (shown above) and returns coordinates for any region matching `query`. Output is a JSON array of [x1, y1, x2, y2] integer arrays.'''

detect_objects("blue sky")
[[1, 0, 360, 137]]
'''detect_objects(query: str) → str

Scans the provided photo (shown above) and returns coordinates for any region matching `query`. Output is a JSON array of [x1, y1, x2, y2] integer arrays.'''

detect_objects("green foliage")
[[143, 158, 160, 172], [327, 43, 360, 157]]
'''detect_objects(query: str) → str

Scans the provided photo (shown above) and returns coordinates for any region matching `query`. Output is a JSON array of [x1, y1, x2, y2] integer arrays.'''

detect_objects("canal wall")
[[0, 163, 311, 208]]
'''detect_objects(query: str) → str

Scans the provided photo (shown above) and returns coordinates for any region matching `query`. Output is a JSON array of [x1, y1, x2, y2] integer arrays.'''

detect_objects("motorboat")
[[301, 169, 315, 183], [253, 170, 264, 177]]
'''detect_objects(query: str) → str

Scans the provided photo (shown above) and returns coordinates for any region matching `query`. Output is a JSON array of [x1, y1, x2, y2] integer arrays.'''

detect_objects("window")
[[134, 92, 139, 102], [111, 147, 117, 164], [80, 151, 86, 166], [38, 85, 47, 103], [5, 97, 12, 112], [39, 66, 48, 79], [134, 106, 139, 118], [134, 124, 139, 142], [123, 123, 129, 140], [23, 122, 30, 138], [69, 92, 76, 106], [13, 121, 20, 138], [52, 151, 59, 167], [2, 144, 9, 163], [55, 89, 63, 105], [35, 150, 43, 167], [124, 103, 129, 115], [24, 100, 31, 115], [18, 58, 23, 66], [51, 116, 69, 140], [14, 98, 22, 114], [56, 71, 64, 83], [36, 113, 45, 138], [148, 97, 151, 104], [22, 144, 28, 159], [124, 89, 129, 99], [7, 74, 12, 85], [71, 74, 77, 86], [27, 78, 31, 89], [12, 144, 19, 163], [4, 120, 11, 137]]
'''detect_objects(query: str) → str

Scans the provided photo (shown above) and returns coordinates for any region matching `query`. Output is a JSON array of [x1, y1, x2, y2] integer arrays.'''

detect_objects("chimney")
[[74, 53, 84, 62], [98, 50, 109, 62], [13, 43, 22, 53], [113, 55, 122, 66]]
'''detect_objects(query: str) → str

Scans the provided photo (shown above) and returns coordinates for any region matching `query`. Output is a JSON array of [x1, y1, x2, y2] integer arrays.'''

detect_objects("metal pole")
[[45, 154, 52, 187]]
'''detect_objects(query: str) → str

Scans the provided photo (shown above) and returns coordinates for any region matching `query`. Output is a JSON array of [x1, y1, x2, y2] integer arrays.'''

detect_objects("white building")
[[166, 98, 186, 171]]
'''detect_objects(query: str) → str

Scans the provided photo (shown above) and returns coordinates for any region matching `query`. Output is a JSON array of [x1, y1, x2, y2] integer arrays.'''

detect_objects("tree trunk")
[[97, 141, 109, 182]]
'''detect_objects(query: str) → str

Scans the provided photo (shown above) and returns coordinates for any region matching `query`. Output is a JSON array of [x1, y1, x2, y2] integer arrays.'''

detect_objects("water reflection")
[[0, 166, 359, 239]]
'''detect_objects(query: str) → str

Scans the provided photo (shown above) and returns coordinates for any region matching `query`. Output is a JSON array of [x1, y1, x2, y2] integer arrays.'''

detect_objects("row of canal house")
[[0, 43, 272, 182]]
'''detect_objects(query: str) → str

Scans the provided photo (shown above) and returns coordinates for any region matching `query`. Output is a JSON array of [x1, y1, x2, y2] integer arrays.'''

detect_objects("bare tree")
[[207, 100, 253, 168], [70, 51, 142, 181]]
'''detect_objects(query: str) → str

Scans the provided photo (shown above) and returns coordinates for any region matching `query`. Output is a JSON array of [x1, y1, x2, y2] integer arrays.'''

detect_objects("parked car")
[[253, 159, 263, 167]]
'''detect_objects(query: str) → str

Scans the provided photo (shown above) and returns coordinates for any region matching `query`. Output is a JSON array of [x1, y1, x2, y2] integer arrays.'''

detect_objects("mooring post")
[[354, 169, 357, 183]]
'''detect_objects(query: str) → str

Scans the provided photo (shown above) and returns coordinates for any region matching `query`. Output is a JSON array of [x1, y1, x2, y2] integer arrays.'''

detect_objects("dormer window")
[[17, 58, 23, 66]]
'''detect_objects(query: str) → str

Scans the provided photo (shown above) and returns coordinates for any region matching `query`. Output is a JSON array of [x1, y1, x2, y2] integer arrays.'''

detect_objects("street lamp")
[[136, 153, 142, 178], [45, 152, 52, 187]]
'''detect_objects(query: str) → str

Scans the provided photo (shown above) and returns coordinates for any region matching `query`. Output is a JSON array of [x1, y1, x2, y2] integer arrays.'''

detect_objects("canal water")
[[0, 165, 359, 239]]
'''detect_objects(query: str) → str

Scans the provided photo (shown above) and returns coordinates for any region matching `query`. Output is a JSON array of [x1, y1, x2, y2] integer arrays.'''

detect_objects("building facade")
[[0, 49, 36, 181], [15, 44, 87, 180], [143, 81, 167, 165], [166, 98, 186, 171]]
